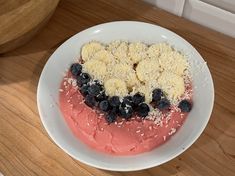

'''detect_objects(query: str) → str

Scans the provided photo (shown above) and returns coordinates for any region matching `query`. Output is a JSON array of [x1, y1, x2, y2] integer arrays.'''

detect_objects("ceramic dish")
[[37, 21, 214, 171]]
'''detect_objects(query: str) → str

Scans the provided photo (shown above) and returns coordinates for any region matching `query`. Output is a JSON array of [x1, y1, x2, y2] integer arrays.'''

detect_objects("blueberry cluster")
[[151, 88, 192, 112], [70, 63, 150, 124], [70, 63, 192, 124], [152, 88, 170, 110]]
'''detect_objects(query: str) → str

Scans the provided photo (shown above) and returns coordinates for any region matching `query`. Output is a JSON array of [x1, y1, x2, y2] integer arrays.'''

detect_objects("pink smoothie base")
[[59, 73, 192, 155]]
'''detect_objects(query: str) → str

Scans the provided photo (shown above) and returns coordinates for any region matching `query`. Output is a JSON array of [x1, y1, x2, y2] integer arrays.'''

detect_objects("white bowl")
[[37, 21, 214, 171]]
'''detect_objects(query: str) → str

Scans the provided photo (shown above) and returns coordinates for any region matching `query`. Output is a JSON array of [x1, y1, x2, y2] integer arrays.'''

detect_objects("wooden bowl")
[[0, 0, 60, 53]]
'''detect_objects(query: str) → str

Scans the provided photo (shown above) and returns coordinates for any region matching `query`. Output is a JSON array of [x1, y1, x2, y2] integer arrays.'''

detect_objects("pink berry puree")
[[59, 73, 192, 155]]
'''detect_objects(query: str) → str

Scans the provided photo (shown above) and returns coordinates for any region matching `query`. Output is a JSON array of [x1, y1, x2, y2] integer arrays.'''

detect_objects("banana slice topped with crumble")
[[80, 41, 189, 105]]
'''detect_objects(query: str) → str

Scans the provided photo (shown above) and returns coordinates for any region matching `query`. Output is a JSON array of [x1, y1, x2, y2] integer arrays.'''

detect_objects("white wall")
[[143, 0, 235, 37], [183, 0, 235, 38], [201, 0, 235, 13], [144, 0, 185, 16]]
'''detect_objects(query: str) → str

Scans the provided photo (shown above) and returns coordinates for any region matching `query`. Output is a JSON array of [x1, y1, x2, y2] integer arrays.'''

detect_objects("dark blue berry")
[[77, 73, 90, 87], [80, 84, 89, 96], [123, 96, 134, 106], [133, 93, 145, 106], [157, 98, 170, 110], [111, 106, 119, 114], [70, 63, 82, 76], [99, 100, 110, 112], [109, 96, 121, 107], [137, 103, 150, 117], [88, 84, 101, 96], [178, 100, 192, 112], [119, 105, 133, 119], [96, 91, 108, 102], [152, 88, 163, 102], [93, 80, 103, 88], [105, 110, 117, 124], [84, 95, 96, 107]]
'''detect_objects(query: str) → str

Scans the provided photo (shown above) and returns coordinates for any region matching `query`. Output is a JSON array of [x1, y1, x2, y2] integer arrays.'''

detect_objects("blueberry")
[[119, 105, 133, 119], [84, 95, 96, 107], [96, 91, 108, 102], [137, 103, 150, 117], [88, 84, 101, 96], [77, 73, 91, 87], [105, 110, 117, 124], [109, 96, 121, 107], [123, 96, 134, 106], [157, 98, 170, 110], [70, 63, 82, 76], [152, 88, 163, 102], [178, 100, 192, 112], [111, 106, 119, 114], [99, 100, 110, 112], [133, 93, 145, 106], [80, 84, 89, 96], [93, 80, 103, 87]]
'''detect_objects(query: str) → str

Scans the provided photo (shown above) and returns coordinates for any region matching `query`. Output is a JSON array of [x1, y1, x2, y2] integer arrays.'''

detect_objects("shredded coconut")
[[168, 128, 176, 135]]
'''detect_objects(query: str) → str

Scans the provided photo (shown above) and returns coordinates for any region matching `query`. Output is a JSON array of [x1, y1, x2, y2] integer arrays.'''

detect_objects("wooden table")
[[1, 0, 235, 175]]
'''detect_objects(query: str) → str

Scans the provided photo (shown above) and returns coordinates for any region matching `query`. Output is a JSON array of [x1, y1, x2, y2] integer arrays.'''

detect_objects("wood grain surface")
[[0, 0, 60, 53], [0, 0, 235, 175]]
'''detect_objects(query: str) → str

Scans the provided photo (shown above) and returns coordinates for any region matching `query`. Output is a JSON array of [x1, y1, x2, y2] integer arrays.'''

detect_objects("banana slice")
[[107, 41, 132, 64], [158, 71, 185, 102], [111, 63, 139, 88], [148, 43, 173, 59], [136, 59, 161, 83], [81, 42, 104, 62], [159, 51, 188, 76], [83, 60, 107, 82], [104, 78, 128, 97], [92, 49, 114, 64], [107, 40, 122, 51], [128, 42, 147, 64]]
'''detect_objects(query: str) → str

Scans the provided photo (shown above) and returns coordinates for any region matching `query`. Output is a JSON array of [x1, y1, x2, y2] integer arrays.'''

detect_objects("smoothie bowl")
[[37, 21, 214, 171]]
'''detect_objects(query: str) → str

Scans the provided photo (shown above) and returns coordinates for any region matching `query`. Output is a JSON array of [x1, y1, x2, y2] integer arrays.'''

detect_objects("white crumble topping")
[[80, 40, 190, 102], [146, 109, 165, 125], [67, 78, 73, 84], [67, 78, 77, 87], [168, 128, 176, 135], [79, 100, 85, 104], [118, 121, 124, 125], [165, 112, 172, 123], [180, 113, 184, 118], [59, 89, 64, 92]]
